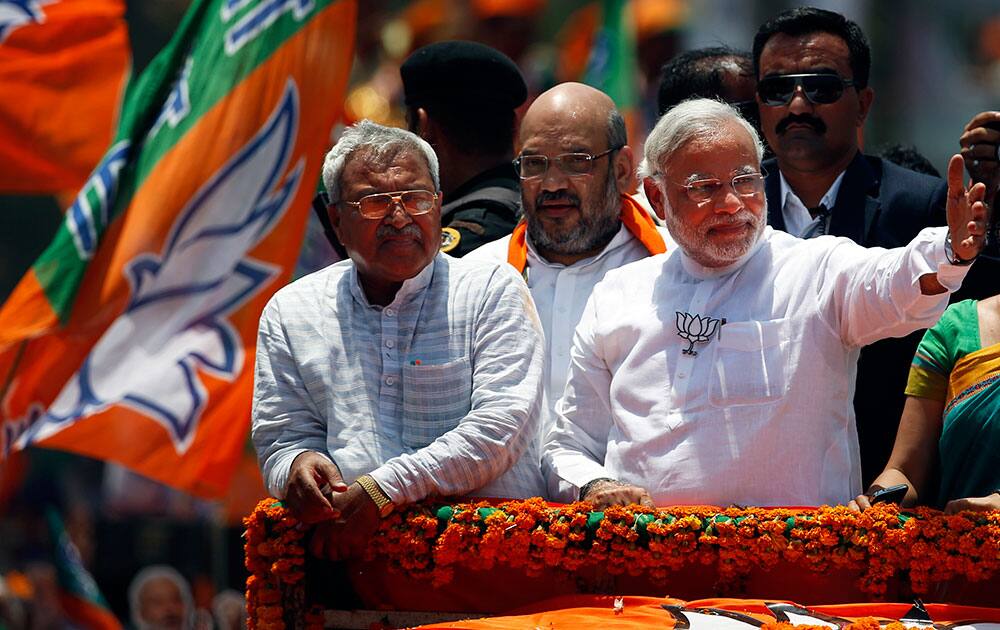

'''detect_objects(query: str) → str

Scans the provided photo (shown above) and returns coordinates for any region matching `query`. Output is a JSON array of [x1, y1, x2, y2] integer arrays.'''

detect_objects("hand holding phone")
[[869, 483, 908, 505]]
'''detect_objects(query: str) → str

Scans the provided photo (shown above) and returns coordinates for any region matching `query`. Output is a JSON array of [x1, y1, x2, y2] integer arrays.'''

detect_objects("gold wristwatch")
[[357, 474, 395, 517]]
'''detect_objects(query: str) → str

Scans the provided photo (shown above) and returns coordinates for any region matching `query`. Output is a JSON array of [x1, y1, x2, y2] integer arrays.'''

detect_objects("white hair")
[[321, 119, 440, 204], [212, 589, 246, 630], [638, 98, 764, 180], [127, 565, 194, 630]]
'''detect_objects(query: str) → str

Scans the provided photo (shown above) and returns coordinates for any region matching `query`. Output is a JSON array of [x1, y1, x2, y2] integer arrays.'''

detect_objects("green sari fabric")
[[905, 300, 1000, 504]]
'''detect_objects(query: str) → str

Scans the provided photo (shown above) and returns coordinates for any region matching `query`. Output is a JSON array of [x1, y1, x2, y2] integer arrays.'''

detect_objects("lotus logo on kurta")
[[675, 311, 721, 357], [16, 81, 304, 454]]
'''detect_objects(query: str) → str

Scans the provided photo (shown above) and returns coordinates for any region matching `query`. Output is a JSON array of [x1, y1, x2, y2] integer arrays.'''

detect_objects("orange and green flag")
[[0, 0, 130, 194], [0, 0, 357, 497], [46, 507, 122, 629], [584, 0, 641, 145]]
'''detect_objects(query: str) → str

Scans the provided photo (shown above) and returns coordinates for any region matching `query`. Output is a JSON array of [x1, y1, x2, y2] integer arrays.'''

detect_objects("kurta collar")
[[349, 254, 437, 310]]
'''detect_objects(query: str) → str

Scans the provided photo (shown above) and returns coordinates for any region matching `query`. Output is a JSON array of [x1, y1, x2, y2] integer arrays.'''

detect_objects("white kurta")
[[543, 226, 969, 507], [469, 224, 673, 500]]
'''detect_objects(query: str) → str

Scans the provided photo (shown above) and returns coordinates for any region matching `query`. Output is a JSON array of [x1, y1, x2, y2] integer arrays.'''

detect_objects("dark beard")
[[527, 168, 621, 256]]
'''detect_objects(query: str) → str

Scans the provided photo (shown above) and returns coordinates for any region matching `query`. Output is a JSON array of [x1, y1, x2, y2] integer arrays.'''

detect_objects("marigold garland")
[[244, 499, 316, 630], [245, 498, 1000, 621]]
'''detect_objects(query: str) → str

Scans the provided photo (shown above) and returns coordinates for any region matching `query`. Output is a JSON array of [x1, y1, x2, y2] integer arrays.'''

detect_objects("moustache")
[[376, 224, 423, 240], [535, 190, 581, 207], [703, 210, 760, 231], [776, 114, 827, 135]]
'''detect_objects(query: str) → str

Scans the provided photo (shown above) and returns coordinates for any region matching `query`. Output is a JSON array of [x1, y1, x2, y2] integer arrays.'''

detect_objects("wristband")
[[945, 232, 976, 266]]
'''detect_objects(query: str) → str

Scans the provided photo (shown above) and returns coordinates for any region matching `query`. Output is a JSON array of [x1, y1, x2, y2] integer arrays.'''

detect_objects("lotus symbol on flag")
[[675, 311, 720, 357], [19, 81, 304, 454], [0, 0, 47, 43]]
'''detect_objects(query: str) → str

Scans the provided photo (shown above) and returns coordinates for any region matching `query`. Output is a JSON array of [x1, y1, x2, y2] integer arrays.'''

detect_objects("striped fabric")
[[905, 299, 980, 402], [252, 254, 546, 503]]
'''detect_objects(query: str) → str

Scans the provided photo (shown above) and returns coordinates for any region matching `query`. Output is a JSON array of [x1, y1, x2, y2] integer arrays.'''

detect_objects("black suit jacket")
[[765, 152, 947, 489], [765, 152, 946, 247]]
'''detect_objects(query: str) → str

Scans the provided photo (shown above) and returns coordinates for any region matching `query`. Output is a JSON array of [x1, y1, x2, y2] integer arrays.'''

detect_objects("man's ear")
[[856, 86, 874, 126], [642, 176, 667, 221], [614, 145, 636, 193], [328, 202, 342, 234], [416, 107, 435, 144]]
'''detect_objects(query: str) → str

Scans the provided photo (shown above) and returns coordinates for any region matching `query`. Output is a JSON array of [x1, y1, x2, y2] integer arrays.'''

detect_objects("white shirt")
[[468, 223, 673, 499], [252, 254, 546, 503], [543, 226, 969, 507], [780, 170, 846, 237]]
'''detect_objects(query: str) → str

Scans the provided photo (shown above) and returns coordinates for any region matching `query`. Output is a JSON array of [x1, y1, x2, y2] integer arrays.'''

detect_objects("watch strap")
[[357, 474, 394, 517]]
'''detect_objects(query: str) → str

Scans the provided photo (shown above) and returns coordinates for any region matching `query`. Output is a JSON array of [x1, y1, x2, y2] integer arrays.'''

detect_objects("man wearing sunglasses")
[[543, 98, 986, 509], [467, 83, 670, 499], [752, 7, 950, 488], [252, 121, 546, 560]]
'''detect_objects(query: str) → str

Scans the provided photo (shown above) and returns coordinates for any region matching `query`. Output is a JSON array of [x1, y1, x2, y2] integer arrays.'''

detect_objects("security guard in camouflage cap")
[[401, 40, 526, 257]]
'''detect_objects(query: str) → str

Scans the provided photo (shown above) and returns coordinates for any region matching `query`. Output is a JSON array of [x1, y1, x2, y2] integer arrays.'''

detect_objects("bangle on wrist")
[[945, 232, 976, 266]]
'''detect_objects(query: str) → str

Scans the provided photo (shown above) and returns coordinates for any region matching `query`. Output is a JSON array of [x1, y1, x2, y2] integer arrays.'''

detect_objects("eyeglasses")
[[672, 172, 765, 203], [340, 189, 438, 220], [513, 146, 622, 180], [757, 73, 856, 106]]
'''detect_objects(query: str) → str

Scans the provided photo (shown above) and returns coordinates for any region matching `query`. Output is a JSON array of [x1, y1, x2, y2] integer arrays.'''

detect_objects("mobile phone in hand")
[[870, 483, 908, 505]]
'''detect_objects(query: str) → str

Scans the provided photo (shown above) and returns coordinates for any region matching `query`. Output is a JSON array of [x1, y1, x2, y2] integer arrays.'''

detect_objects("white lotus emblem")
[[675, 311, 721, 357]]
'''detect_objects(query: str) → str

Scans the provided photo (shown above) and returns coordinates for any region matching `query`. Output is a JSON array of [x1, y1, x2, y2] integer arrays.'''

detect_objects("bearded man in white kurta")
[[543, 99, 989, 508]]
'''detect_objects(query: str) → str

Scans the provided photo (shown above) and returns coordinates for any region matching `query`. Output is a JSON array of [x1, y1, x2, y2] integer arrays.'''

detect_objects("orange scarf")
[[506, 194, 666, 273]]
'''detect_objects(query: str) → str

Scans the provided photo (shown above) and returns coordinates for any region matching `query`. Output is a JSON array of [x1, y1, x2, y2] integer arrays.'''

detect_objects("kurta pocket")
[[709, 319, 792, 407], [401, 357, 472, 447]]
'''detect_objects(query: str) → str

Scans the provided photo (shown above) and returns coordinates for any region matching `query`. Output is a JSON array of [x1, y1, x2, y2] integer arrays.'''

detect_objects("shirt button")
[[678, 373, 687, 380], [385, 376, 395, 386], [385, 339, 395, 348], [384, 308, 395, 317]]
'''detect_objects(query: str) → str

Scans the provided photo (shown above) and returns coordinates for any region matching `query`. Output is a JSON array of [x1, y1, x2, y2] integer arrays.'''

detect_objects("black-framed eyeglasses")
[[757, 73, 856, 106], [671, 172, 766, 203], [513, 146, 622, 180], [340, 189, 438, 220]]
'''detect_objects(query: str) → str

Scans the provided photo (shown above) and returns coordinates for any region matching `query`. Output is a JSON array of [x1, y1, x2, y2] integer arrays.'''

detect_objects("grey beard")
[[528, 173, 621, 256], [665, 207, 764, 268]]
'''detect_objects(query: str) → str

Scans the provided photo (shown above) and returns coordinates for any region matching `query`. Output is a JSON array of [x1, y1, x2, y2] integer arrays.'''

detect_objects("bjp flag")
[[46, 507, 122, 629], [0, 0, 129, 194], [0, 0, 357, 497]]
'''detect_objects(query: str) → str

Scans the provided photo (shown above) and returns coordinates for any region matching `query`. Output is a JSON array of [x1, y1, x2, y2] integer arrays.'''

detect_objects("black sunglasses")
[[757, 73, 856, 106]]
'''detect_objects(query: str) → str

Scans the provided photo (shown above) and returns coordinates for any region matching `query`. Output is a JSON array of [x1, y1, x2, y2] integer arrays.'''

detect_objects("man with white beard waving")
[[544, 98, 987, 509]]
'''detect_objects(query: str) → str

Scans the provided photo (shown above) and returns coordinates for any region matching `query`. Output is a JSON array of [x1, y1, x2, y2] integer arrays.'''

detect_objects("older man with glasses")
[[252, 120, 546, 559], [467, 82, 671, 499], [543, 98, 987, 509], [753, 6, 954, 489]]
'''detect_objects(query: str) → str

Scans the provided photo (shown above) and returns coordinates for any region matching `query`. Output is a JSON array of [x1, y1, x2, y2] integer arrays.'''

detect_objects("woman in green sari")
[[851, 111, 1000, 513], [850, 296, 1000, 513]]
